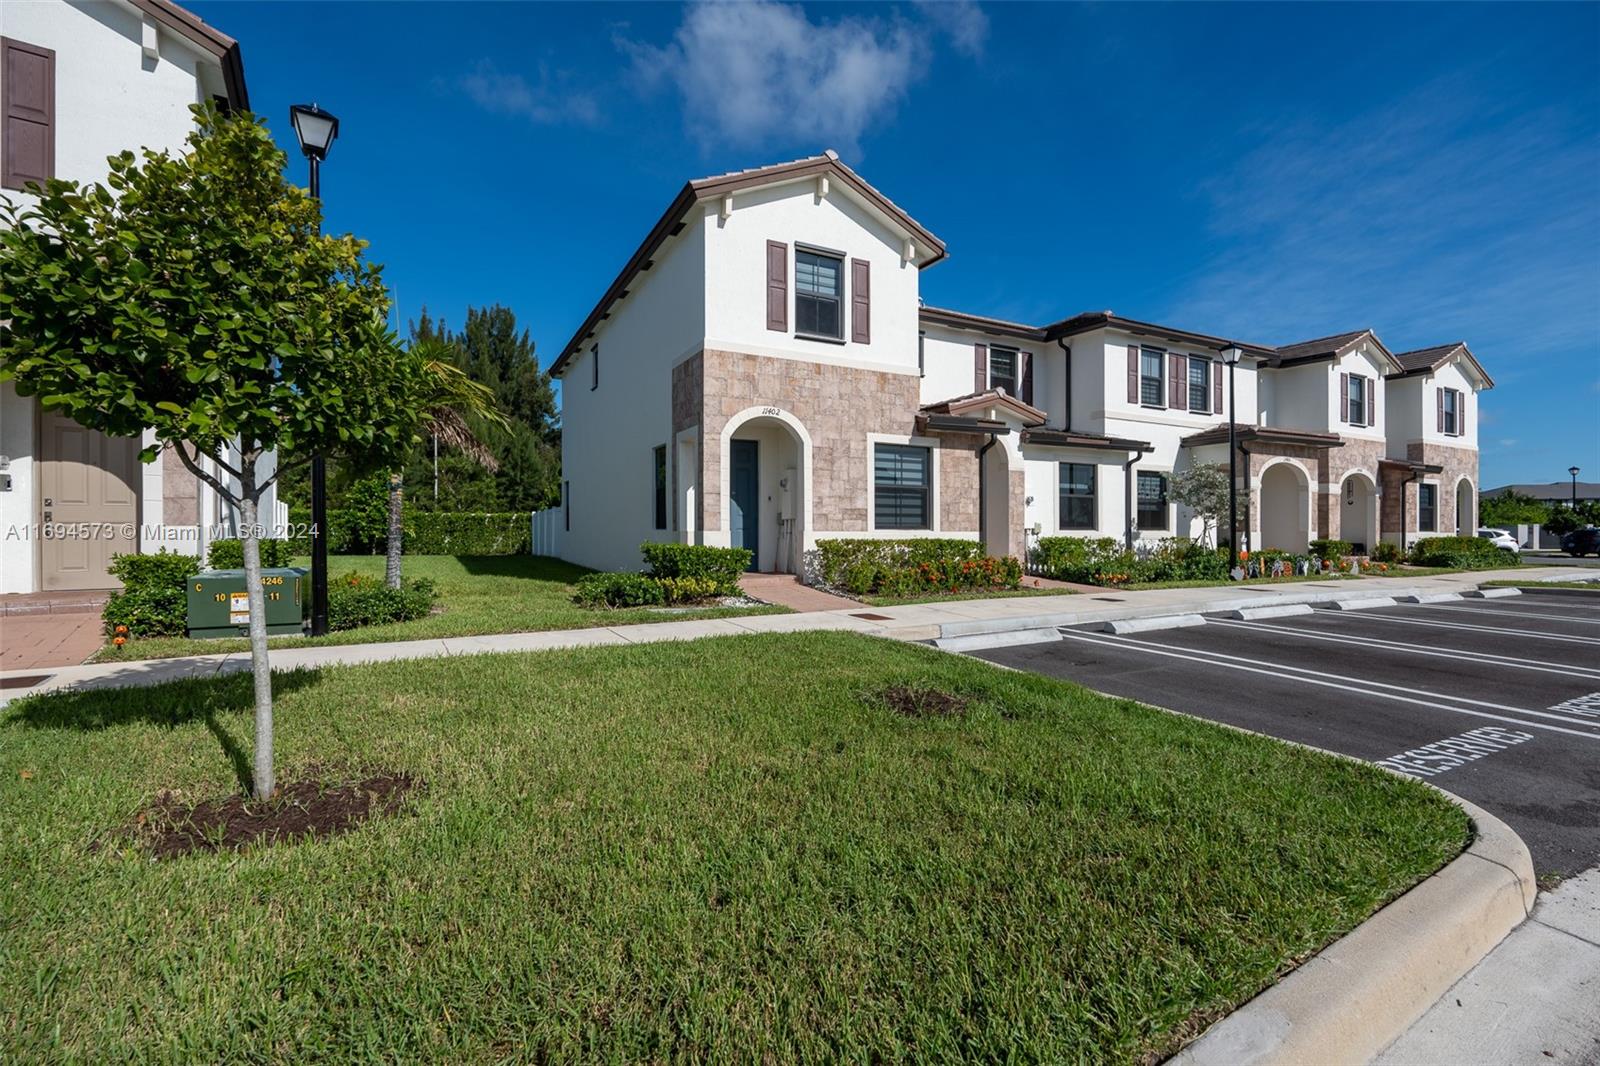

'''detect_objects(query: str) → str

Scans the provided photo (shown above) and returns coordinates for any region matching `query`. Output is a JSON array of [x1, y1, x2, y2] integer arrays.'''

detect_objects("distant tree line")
[[279, 303, 561, 514], [1481, 490, 1600, 534]]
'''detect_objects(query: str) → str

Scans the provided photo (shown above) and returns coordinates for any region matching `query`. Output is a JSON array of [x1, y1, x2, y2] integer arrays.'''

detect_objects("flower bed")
[[812, 538, 1020, 598]]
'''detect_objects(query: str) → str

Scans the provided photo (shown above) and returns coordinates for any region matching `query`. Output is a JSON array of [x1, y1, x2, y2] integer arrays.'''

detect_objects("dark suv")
[[1561, 527, 1600, 557]]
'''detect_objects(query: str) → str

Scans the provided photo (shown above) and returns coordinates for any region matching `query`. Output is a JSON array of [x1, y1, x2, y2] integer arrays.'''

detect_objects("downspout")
[[1056, 338, 1072, 432], [1123, 446, 1151, 550], [978, 433, 999, 549], [1239, 441, 1253, 553]]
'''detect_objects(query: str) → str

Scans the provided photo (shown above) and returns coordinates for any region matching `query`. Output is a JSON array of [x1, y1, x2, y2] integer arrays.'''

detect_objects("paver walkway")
[[739, 572, 860, 612], [0, 564, 1574, 704], [0, 592, 107, 671]]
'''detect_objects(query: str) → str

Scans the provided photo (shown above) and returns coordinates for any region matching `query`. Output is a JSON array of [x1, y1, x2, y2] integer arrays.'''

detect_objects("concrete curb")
[[1101, 614, 1206, 634], [1464, 587, 1521, 599], [1325, 596, 1398, 611], [1222, 604, 1315, 621], [1394, 592, 1461, 604], [1169, 794, 1535, 1066]]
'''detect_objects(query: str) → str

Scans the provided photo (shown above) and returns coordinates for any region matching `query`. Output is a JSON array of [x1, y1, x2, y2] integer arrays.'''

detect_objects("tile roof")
[[1273, 330, 1372, 363]]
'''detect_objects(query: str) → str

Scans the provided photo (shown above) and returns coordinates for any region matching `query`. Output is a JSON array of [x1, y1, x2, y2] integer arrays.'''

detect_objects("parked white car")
[[1476, 528, 1520, 553]]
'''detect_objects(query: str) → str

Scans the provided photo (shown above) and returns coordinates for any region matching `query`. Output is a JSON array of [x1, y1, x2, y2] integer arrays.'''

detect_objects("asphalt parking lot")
[[971, 587, 1600, 879]]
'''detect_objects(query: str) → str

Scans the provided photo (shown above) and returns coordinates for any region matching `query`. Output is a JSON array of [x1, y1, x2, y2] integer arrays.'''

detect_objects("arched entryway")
[[1455, 478, 1475, 536], [720, 408, 810, 574], [1340, 471, 1378, 555], [1258, 460, 1310, 553]]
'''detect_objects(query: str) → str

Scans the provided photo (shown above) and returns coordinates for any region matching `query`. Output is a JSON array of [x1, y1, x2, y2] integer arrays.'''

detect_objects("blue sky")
[[192, 0, 1599, 489]]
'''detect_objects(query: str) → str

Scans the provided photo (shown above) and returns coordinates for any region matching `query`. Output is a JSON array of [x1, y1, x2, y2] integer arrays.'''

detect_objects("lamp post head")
[[289, 103, 339, 161], [1570, 466, 1581, 478], [1220, 345, 1243, 366]]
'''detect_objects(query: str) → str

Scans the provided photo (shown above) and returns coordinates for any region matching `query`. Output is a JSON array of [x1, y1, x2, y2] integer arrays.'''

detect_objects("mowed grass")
[[1, 632, 1468, 1062], [861, 585, 1075, 607], [92, 554, 787, 662]]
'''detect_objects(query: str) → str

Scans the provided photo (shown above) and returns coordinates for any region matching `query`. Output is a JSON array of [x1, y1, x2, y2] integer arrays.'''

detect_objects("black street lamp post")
[[1221, 345, 1243, 577], [289, 104, 339, 637], [1571, 466, 1581, 508]]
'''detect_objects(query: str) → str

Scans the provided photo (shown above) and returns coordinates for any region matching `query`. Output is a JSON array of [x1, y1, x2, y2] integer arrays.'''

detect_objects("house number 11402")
[[760, 406, 783, 417]]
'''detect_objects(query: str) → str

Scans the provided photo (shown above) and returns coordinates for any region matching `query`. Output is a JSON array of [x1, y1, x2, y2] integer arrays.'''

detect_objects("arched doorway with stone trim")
[[1455, 477, 1476, 536], [1339, 471, 1379, 555], [1258, 459, 1311, 553], [718, 407, 812, 574]]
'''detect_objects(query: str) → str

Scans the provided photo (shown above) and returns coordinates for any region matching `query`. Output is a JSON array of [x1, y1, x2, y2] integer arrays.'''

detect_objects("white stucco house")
[[539, 151, 1492, 575], [0, 0, 262, 593]]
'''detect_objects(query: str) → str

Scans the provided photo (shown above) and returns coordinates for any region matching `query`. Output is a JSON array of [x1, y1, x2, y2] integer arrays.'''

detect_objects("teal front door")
[[730, 439, 759, 570]]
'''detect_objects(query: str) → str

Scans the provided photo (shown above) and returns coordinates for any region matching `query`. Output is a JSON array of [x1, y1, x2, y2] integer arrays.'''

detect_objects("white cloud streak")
[[620, 1, 973, 155], [456, 60, 600, 126]]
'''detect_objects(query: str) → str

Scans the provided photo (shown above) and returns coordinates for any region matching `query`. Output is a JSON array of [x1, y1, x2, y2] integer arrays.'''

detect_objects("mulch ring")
[[870, 684, 972, 719], [130, 772, 420, 860]]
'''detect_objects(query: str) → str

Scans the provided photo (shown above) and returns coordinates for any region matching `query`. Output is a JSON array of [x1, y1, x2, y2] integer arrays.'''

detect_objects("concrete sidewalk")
[[0, 564, 1575, 703], [1374, 863, 1600, 1065]]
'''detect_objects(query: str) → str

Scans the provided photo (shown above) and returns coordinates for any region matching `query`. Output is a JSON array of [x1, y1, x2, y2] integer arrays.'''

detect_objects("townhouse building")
[[545, 152, 1492, 576], [1, 0, 259, 593]]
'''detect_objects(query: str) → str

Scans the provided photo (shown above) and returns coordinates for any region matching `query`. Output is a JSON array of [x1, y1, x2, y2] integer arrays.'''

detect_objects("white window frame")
[[1058, 461, 1097, 531], [794, 244, 845, 342], [866, 433, 942, 533], [989, 345, 1020, 396], [1187, 358, 1212, 414], [1443, 388, 1460, 436], [1139, 347, 1165, 408], [1136, 470, 1170, 532]]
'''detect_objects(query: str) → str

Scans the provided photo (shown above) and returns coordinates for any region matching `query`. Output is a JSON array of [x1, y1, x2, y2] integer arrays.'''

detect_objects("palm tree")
[[385, 340, 507, 588]]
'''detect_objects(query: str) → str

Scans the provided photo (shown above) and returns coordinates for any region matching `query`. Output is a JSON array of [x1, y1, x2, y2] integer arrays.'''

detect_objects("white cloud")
[[914, 0, 989, 58], [619, 1, 933, 155], [1499, 439, 1519, 448], [456, 60, 600, 126]]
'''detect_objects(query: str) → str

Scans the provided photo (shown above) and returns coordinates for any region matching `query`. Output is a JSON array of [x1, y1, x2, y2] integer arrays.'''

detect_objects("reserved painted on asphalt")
[[1549, 692, 1600, 719], [1377, 726, 1535, 779]]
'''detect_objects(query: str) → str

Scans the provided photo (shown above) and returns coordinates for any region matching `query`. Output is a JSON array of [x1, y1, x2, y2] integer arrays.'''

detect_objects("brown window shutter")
[[1365, 377, 1375, 426], [1436, 387, 1444, 433], [1213, 361, 1223, 414], [765, 240, 788, 332], [1019, 351, 1033, 404], [849, 258, 870, 343], [974, 344, 988, 393], [1170, 354, 1187, 410], [1457, 390, 1466, 437], [2, 38, 55, 192], [1339, 373, 1349, 424], [1127, 345, 1139, 404]]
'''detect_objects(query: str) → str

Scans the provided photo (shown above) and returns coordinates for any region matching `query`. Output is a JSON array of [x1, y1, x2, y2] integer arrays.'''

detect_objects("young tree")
[[1170, 464, 1252, 546], [0, 104, 428, 797]]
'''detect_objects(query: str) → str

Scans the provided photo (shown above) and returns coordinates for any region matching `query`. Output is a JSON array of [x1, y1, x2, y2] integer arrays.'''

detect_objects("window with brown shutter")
[[1169, 353, 1187, 410], [974, 343, 987, 393], [2, 37, 55, 192], [1365, 378, 1375, 427], [1339, 373, 1350, 424], [1126, 345, 1139, 404], [1458, 391, 1467, 437], [1019, 351, 1033, 405], [1436, 387, 1445, 433], [765, 240, 788, 332], [1213, 361, 1223, 414], [850, 258, 870, 343]]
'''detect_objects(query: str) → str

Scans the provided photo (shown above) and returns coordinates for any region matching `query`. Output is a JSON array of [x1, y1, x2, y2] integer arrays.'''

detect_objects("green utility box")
[[186, 568, 308, 638]]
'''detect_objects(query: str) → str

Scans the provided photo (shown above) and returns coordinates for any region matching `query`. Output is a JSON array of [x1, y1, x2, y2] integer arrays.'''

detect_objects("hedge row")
[[1031, 537, 1229, 586], [1409, 535, 1516, 569], [288, 509, 530, 556], [573, 543, 753, 608], [813, 538, 1020, 598]]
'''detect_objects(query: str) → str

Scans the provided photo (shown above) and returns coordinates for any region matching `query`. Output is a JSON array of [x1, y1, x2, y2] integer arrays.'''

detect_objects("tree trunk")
[[238, 460, 275, 798], [385, 470, 404, 589]]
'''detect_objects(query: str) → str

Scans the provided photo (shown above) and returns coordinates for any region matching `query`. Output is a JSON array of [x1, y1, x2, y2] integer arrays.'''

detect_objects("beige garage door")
[[38, 409, 139, 590]]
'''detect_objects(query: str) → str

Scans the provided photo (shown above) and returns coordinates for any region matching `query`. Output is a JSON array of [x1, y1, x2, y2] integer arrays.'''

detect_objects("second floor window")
[[1059, 463, 1095, 530], [1137, 472, 1169, 530], [795, 249, 842, 339], [1442, 388, 1459, 435], [1188, 359, 1211, 413], [1347, 374, 1366, 424], [990, 346, 1018, 395], [1140, 349, 1164, 406], [1419, 483, 1437, 532]]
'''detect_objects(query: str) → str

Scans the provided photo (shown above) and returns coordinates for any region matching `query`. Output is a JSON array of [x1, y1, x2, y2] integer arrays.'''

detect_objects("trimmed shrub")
[[327, 572, 438, 631], [657, 576, 722, 605], [1033, 537, 1229, 585], [102, 549, 201, 637], [287, 508, 530, 556], [640, 542, 750, 594], [1371, 541, 1403, 564], [1309, 539, 1353, 564], [1031, 536, 1123, 583], [573, 572, 666, 609], [206, 538, 297, 570], [1409, 535, 1515, 570], [815, 538, 986, 588], [102, 585, 189, 638]]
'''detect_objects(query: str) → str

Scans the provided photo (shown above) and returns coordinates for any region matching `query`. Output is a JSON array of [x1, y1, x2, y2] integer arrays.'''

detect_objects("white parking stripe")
[[1055, 629, 1600, 740], [1414, 603, 1600, 625], [1317, 610, 1600, 646], [1207, 618, 1600, 681]]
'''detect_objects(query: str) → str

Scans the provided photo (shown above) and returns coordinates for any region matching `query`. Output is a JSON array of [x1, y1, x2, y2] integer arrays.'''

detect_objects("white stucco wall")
[[556, 209, 706, 573], [1418, 360, 1481, 450], [703, 177, 922, 376], [1264, 362, 1327, 432], [0, 0, 227, 591]]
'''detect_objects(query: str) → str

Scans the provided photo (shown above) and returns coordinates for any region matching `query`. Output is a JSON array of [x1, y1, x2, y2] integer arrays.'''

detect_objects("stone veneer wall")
[[1326, 437, 1387, 543], [695, 348, 923, 535], [161, 447, 198, 527], [671, 353, 703, 533], [1409, 441, 1480, 536]]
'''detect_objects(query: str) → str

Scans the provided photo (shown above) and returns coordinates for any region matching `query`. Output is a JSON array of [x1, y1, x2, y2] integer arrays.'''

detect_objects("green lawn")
[[2, 632, 1468, 1062], [91, 554, 788, 663]]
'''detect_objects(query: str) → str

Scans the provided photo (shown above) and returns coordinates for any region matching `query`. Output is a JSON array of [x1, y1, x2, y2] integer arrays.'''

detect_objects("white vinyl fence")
[[530, 508, 565, 558]]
